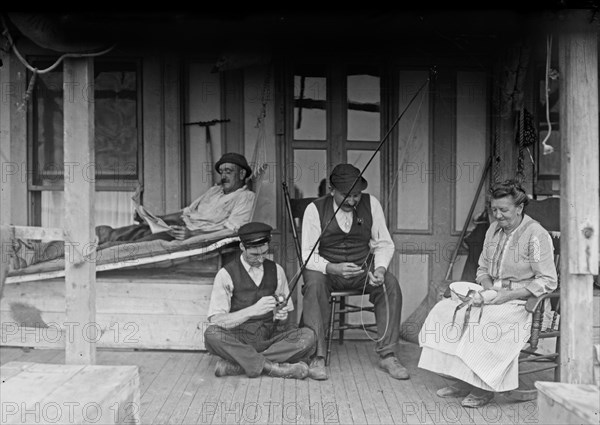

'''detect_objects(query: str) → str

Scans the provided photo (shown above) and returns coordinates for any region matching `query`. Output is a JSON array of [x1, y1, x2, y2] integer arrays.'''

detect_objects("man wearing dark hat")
[[300, 163, 409, 381], [204, 222, 316, 379], [98, 151, 256, 243], [12, 152, 256, 268]]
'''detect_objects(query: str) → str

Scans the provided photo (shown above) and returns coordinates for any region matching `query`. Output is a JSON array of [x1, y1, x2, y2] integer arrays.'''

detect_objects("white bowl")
[[449, 281, 482, 302]]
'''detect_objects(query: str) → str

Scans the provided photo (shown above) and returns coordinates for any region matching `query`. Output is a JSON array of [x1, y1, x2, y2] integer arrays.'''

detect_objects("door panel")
[[397, 70, 431, 232]]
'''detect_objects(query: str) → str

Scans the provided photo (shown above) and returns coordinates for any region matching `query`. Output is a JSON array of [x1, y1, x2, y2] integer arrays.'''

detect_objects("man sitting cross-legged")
[[204, 222, 316, 379]]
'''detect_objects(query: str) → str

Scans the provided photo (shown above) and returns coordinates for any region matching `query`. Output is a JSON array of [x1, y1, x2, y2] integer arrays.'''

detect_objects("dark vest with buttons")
[[224, 256, 277, 322], [313, 194, 373, 265]]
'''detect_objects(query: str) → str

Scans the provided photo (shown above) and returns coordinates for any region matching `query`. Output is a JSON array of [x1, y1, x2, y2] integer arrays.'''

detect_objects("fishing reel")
[[273, 294, 286, 315], [273, 294, 286, 308]]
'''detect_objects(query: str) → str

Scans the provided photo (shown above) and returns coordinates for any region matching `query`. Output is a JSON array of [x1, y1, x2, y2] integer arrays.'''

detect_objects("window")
[[29, 59, 141, 227], [289, 63, 382, 200]]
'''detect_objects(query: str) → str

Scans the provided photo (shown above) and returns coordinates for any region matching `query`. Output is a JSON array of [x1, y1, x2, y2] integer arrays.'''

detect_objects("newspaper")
[[134, 204, 172, 234]]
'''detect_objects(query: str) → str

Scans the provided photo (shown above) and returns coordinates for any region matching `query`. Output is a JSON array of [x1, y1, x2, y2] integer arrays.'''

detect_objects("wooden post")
[[558, 23, 599, 384], [63, 58, 96, 365], [1, 51, 27, 227], [0, 225, 8, 300]]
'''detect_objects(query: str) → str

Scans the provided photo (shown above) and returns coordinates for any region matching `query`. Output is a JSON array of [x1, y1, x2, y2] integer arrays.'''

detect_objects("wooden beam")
[[12, 225, 65, 241], [0, 51, 27, 227], [63, 58, 96, 365], [0, 225, 8, 300], [558, 24, 599, 384]]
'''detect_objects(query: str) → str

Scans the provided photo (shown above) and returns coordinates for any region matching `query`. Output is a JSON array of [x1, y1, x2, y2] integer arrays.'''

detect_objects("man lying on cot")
[[10, 152, 255, 269]]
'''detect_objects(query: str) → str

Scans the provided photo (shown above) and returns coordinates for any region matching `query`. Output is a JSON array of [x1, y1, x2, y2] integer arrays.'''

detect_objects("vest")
[[313, 194, 373, 265], [224, 256, 277, 322]]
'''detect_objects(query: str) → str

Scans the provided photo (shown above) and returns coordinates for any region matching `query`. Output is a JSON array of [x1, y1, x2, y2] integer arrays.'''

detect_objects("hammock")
[[4, 69, 271, 285]]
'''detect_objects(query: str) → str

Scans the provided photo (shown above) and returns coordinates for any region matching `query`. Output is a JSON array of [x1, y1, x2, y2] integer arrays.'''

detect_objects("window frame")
[[27, 56, 143, 192]]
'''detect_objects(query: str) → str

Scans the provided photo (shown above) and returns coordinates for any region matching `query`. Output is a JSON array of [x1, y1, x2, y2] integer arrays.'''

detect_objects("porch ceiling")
[[4, 6, 596, 55]]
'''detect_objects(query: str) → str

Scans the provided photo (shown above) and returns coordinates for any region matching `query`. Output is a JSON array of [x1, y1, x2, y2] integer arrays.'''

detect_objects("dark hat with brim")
[[238, 222, 272, 247], [329, 163, 368, 194], [215, 152, 252, 178]]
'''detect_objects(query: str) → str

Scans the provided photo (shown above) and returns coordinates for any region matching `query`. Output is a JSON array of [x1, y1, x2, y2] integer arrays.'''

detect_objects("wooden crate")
[[1, 361, 140, 424], [536, 381, 599, 425]]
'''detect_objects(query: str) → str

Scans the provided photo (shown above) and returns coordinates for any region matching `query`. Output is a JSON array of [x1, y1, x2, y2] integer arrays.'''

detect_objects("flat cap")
[[238, 222, 272, 247], [330, 163, 368, 194]]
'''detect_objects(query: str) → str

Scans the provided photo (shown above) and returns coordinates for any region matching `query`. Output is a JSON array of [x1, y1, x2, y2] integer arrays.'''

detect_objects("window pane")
[[347, 67, 380, 141], [347, 150, 380, 200], [294, 66, 326, 140], [32, 60, 139, 186], [41, 191, 134, 228], [95, 63, 138, 180], [33, 68, 63, 185], [292, 149, 328, 198]]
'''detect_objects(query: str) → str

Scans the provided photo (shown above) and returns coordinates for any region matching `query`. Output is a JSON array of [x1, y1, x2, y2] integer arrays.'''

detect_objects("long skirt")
[[418, 298, 531, 392]]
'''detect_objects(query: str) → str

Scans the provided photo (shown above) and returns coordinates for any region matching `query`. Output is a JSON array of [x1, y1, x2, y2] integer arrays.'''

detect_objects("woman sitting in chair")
[[418, 179, 558, 407]]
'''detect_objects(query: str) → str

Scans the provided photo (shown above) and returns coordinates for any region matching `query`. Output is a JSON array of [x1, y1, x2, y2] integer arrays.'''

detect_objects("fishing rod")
[[279, 70, 435, 308]]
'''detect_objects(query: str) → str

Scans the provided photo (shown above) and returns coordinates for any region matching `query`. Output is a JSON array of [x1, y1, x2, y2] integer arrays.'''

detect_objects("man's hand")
[[326, 262, 365, 279], [169, 225, 190, 241], [273, 304, 289, 321], [368, 266, 386, 287], [252, 296, 277, 316]]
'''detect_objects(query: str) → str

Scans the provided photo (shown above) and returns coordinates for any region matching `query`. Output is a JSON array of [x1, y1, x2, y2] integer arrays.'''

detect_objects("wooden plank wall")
[[1, 275, 215, 350]]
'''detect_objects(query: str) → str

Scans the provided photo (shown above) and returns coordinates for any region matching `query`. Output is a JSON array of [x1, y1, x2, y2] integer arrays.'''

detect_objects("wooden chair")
[[282, 184, 377, 366], [444, 197, 561, 399], [510, 197, 561, 400]]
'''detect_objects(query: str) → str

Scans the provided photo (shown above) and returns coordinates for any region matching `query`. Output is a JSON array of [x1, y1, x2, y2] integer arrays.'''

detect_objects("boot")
[[263, 360, 309, 379]]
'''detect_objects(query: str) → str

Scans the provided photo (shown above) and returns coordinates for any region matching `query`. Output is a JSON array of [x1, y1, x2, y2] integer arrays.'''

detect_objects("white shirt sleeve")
[[207, 268, 234, 320], [275, 263, 294, 311], [301, 202, 330, 274], [369, 195, 395, 271]]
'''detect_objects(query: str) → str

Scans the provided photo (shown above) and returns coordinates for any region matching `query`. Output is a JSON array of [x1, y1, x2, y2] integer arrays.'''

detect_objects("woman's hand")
[[486, 288, 515, 305], [472, 289, 497, 306]]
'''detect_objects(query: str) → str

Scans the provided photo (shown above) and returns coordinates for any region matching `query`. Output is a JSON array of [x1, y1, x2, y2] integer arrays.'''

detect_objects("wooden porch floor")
[[1, 341, 552, 424]]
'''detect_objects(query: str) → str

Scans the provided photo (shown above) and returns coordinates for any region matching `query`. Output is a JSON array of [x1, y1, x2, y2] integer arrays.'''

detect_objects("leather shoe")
[[378, 356, 410, 380], [215, 358, 245, 377], [308, 357, 328, 380], [264, 361, 309, 379]]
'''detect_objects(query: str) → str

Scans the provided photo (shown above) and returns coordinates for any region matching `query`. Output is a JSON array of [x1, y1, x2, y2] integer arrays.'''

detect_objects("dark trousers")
[[204, 320, 316, 377], [96, 215, 185, 244], [29, 219, 183, 266], [301, 269, 403, 359]]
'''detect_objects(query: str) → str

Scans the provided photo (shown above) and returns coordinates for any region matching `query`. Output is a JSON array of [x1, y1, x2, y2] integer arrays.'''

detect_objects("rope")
[[358, 252, 390, 343], [1, 16, 116, 75], [247, 63, 272, 218], [516, 108, 525, 181], [540, 35, 555, 156], [492, 73, 502, 184], [1, 15, 116, 110]]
